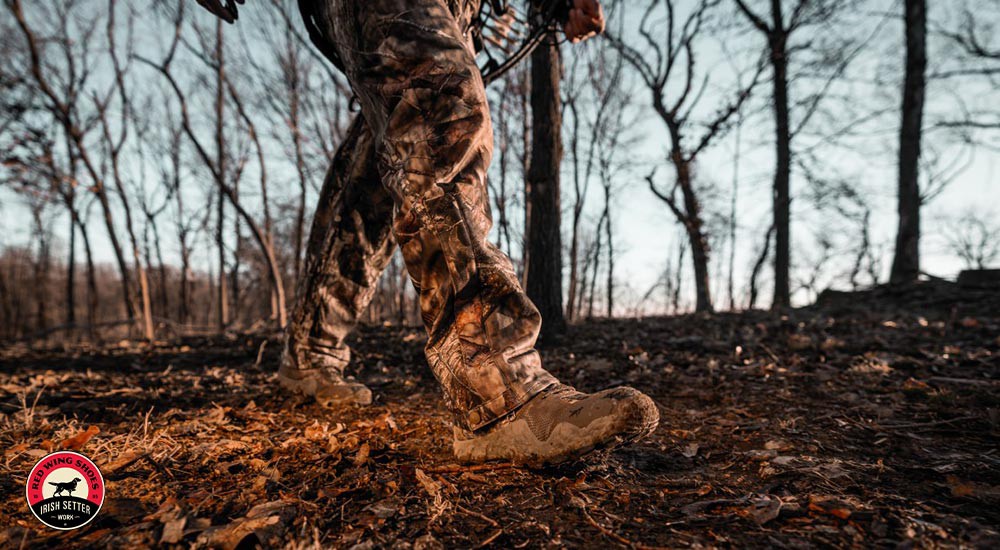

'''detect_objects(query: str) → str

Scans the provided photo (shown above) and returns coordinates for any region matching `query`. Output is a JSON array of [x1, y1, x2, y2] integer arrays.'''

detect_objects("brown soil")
[[1, 302, 999, 548]]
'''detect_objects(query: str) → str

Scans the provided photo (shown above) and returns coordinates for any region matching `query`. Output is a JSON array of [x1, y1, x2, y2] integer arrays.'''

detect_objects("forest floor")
[[1, 283, 999, 549]]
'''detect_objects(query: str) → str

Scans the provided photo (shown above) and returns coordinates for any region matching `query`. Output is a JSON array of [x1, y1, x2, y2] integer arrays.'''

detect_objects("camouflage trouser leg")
[[285, 115, 396, 374], [310, 0, 557, 431]]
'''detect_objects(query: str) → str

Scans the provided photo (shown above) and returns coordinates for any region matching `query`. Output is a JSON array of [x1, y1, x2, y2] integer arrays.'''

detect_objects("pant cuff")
[[460, 373, 558, 432]]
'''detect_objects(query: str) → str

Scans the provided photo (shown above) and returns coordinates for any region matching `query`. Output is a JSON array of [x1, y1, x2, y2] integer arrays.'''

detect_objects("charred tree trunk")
[[76, 211, 98, 340], [566, 99, 583, 322], [32, 209, 49, 337], [733, 0, 794, 309], [525, 32, 566, 341], [176, 182, 191, 324], [890, 0, 926, 284], [647, 145, 714, 313], [66, 201, 76, 331], [769, 3, 792, 309], [678, 164, 713, 313], [604, 186, 614, 318], [215, 20, 230, 330], [728, 109, 742, 310], [749, 224, 775, 310], [673, 239, 686, 313]]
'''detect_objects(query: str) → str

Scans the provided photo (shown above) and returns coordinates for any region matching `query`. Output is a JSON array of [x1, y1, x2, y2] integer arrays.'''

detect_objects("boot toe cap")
[[611, 387, 660, 440]]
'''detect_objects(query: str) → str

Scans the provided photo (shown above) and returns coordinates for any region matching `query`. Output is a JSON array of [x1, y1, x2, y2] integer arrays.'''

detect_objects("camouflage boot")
[[277, 347, 373, 407], [453, 383, 660, 466]]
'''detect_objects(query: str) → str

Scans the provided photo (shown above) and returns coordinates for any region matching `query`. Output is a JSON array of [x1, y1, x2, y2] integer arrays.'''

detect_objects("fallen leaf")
[[787, 334, 812, 350], [764, 439, 791, 451], [414, 533, 444, 550], [304, 421, 328, 441], [60, 426, 99, 450], [808, 495, 852, 520], [353, 443, 370, 466], [364, 500, 398, 519], [750, 494, 782, 525], [745, 449, 778, 461], [5, 442, 29, 456], [579, 358, 614, 372], [946, 475, 975, 498], [197, 501, 296, 550], [681, 443, 699, 458], [820, 337, 844, 352], [414, 468, 441, 497], [669, 429, 695, 439], [903, 378, 932, 393], [160, 516, 187, 544]]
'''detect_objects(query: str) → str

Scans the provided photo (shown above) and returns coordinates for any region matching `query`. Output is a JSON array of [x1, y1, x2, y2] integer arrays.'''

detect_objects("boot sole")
[[454, 402, 660, 468]]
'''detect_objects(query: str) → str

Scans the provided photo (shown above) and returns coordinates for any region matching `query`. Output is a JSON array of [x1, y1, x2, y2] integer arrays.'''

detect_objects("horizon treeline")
[[1, 0, 998, 344]]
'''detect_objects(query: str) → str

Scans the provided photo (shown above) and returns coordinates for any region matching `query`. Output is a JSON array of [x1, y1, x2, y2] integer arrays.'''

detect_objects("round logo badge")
[[25, 451, 105, 530]]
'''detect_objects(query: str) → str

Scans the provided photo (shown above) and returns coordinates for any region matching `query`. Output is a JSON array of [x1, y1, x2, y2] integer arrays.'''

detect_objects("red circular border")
[[25, 450, 105, 530]]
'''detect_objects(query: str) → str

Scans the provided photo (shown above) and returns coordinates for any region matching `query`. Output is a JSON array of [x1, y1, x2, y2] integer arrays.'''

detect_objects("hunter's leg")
[[316, 0, 556, 429], [280, 115, 396, 407], [314, 0, 658, 464]]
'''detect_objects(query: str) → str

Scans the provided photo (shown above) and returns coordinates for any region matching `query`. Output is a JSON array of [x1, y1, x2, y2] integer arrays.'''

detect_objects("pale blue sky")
[[1, 0, 997, 314]]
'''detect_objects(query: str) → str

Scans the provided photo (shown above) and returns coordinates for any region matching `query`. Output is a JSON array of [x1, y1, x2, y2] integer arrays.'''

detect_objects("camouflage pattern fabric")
[[287, 0, 557, 431]]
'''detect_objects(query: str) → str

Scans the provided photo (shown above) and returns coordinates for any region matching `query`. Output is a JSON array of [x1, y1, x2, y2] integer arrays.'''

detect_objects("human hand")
[[563, 0, 605, 43]]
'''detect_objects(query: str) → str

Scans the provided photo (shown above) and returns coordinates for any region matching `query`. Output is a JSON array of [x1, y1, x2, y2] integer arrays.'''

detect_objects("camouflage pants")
[[286, 0, 557, 431]]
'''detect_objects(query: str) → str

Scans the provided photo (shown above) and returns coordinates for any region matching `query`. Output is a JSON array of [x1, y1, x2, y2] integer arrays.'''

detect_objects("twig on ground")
[[455, 504, 503, 548], [456, 503, 500, 527], [477, 528, 504, 548], [580, 505, 662, 549]]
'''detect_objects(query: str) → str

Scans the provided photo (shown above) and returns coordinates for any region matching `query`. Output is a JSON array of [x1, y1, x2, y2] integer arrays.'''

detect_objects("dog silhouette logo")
[[49, 477, 82, 497], [25, 451, 105, 530]]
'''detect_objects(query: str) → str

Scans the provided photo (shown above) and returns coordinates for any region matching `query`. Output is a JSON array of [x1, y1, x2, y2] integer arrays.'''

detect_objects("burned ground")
[[1, 293, 999, 548]]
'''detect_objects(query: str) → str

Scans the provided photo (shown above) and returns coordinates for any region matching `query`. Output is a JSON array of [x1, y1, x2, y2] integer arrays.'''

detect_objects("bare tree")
[[611, 0, 761, 312], [562, 37, 630, 321], [936, 3, 1000, 134], [138, 3, 288, 328], [8, 0, 141, 332], [97, 0, 155, 340], [944, 207, 1000, 270], [734, 0, 792, 307], [733, 0, 850, 306]]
